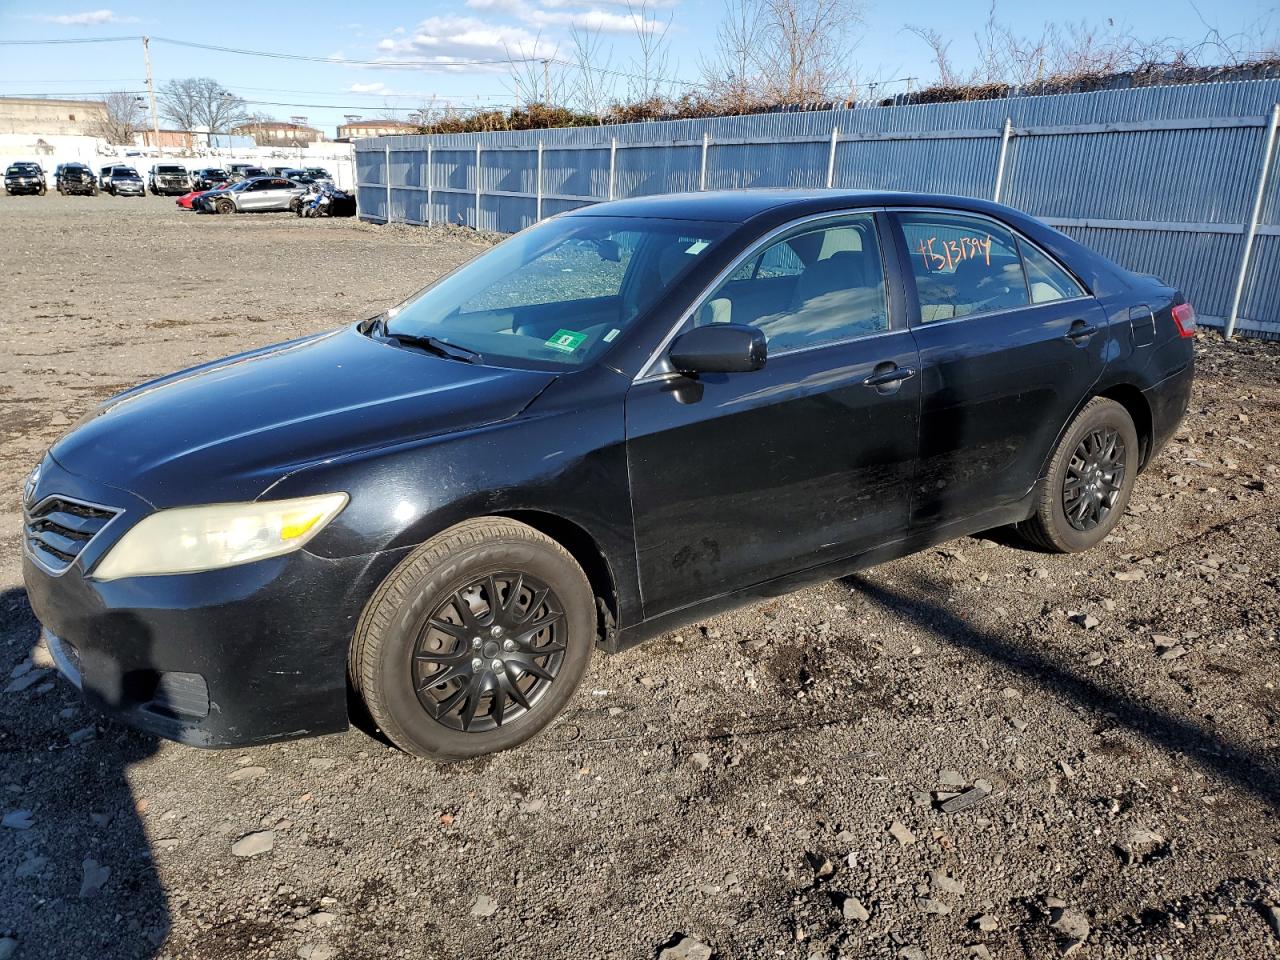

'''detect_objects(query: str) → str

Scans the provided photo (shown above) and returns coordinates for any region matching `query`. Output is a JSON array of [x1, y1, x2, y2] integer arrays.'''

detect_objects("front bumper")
[[113, 184, 144, 196], [21, 460, 407, 747], [6, 181, 42, 194]]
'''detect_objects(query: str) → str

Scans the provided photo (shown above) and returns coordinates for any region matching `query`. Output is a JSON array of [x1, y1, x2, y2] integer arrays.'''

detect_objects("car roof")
[[565, 189, 1029, 224]]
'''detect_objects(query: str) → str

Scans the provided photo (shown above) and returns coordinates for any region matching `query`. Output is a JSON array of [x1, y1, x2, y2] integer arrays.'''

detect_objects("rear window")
[[897, 212, 1030, 322]]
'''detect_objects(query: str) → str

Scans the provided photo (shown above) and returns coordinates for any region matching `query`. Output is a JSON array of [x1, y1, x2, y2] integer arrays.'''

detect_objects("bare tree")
[[700, 0, 766, 109], [158, 78, 250, 134], [703, 0, 866, 107], [567, 23, 617, 118], [627, 0, 675, 103], [87, 91, 144, 145], [904, 25, 960, 87]]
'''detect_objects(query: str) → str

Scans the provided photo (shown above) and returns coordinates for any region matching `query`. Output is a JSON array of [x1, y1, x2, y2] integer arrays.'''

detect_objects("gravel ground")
[[2, 193, 1280, 960]]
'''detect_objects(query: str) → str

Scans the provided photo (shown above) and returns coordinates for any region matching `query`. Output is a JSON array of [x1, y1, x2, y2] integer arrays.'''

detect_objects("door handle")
[[1064, 321, 1098, 344], [863, 364, 916, 388]]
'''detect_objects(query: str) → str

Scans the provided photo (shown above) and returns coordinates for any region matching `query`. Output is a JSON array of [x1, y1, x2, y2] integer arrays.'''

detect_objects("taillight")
[[1171, 302, 1196, 338]]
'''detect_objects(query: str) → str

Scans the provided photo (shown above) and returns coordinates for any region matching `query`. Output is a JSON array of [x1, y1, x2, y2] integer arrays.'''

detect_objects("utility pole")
[[142, 36, 161, 151]]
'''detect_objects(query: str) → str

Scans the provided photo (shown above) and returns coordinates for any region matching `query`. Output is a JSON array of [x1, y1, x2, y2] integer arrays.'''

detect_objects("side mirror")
[[668, 323, 767, 375]]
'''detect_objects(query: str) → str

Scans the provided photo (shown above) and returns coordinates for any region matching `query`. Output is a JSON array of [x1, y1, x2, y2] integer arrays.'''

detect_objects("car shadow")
[[841, 570, 1280, 807], [0, 586, 169, 959]]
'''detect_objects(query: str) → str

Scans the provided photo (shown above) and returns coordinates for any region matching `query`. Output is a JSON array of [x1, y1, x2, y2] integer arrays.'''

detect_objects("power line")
[[150, 36, 546, 68], [0, 36, 142, 45]]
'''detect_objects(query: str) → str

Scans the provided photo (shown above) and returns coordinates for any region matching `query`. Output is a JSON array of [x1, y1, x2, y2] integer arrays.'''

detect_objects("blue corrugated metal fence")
[[355, 79, 1280, 338]]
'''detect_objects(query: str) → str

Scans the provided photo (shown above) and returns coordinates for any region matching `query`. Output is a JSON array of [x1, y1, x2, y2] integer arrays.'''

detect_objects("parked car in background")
[[304, 167, 333, 182], [191, 168, 230, 191], [227, 164, 268, 182], [148, 163, 190, 195], [176, 187, 217, 209], [5, 162, 46, 195], [21, 190, 1195, 759], [103, 166, 144, 196], [54, 163, 97, 196], [196, 176, 306, 214]]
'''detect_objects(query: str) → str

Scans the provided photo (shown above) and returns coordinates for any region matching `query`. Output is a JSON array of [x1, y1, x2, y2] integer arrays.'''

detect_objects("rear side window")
[[897, 212, 1029, 322], [1019, 239, 1086, 303], [697, 214, 889, 351]]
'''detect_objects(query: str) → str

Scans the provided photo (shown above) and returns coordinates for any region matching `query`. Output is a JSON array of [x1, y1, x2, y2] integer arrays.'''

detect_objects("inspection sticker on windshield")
[[545, 329, 587, 353]]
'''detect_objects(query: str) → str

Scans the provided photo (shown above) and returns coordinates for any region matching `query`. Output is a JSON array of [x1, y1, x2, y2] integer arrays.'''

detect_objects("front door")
[[626, 212, 920, 619], [891, 209, 1109, 529]]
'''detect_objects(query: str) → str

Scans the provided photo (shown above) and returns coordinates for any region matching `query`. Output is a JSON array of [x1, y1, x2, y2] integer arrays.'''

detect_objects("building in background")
[[336, 119, 420, 141], [0, 97, 108, 136], [141, 129, 195, 150], [232, 120, 325, 147]]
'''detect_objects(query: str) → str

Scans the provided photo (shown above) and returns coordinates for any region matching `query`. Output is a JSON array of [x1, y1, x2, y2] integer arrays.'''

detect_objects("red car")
[[176, 188, 218, 209]]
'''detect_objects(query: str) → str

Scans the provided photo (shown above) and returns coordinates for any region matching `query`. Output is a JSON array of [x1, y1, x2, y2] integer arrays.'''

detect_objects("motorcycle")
[[296, 182, 355, 218]]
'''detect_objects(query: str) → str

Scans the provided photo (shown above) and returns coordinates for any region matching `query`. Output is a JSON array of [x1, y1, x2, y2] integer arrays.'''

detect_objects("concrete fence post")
[[425, 141, 433, 228], [384, 141, 392, 224], [1226, 101, 1280, 339], [993, 117, 1012, 203], [474, 141, 482, 231], [536, 141, 544, 223], [826, 126, 839, 188], [608, 137, 617, 201], [700, 132, 710, 191]]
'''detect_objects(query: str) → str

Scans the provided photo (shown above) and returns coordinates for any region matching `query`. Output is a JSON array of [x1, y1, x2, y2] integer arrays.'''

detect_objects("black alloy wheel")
[[1018, 396, 1138, 553], [1062, 426, 1126, 531], [411, 572, 566, 732], [351, 517, 595, 760]]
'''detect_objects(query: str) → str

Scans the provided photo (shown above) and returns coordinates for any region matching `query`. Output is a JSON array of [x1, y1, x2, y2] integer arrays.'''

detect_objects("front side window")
[[693, 214, 889, 353], [898, 212, 1029, 322], [383, 215, 729, 370]]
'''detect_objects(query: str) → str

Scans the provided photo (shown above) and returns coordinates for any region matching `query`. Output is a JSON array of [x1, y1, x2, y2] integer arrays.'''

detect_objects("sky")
[[0, 0, 1273, 135]]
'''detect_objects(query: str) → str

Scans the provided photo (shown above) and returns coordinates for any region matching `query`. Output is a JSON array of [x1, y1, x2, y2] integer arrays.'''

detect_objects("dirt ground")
[[2, 193, 1280, 960]]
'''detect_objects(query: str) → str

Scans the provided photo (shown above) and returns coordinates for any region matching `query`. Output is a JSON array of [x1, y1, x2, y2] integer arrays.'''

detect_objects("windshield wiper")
[[370, 316, 483, 364]]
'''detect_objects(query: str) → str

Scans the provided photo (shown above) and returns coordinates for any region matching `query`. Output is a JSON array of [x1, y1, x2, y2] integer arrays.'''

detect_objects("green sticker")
[[545, 329, 587, 353]]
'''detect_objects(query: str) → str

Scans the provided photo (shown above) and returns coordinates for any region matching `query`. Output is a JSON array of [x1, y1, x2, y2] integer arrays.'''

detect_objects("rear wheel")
[[1018, 397, 1138, 553], [351, 518, 595, 760]]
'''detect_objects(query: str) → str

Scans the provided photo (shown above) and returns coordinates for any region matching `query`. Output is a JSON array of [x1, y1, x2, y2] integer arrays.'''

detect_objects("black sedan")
[[23, 190, 1195, 760]]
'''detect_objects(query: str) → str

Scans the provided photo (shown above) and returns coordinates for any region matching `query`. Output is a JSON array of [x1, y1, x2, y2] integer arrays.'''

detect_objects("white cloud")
[[349, 82, 390, 94], [369, 14, 558, 71], [538, 0, 677, 8], [30, 9, 137, 25], [467, 0, 664, 33]]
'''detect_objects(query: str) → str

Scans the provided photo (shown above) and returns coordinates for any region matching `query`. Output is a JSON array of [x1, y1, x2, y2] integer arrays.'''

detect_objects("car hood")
[[49, 325, 557, 508]]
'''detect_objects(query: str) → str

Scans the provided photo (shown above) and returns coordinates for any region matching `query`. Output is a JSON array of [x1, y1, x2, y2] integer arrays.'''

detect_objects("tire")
[[350, 517, 596, 760], [215, 197, 235, 215], [1018, 397, 1138, 553]]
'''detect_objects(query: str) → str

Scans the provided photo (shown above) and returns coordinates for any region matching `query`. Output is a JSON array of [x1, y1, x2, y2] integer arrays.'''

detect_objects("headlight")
[[92, 492, 349, 581]]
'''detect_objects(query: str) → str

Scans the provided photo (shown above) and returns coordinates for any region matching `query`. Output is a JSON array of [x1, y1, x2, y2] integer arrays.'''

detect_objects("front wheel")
[[214, 197, 235, 215], [1018, 397, 1138, 553], [350, 518, 596, 760]]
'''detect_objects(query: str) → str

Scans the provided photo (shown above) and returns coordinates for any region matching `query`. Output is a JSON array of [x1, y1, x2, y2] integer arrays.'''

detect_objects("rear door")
[[890, 209, 1108, 529], [626, 212, 920, 617]]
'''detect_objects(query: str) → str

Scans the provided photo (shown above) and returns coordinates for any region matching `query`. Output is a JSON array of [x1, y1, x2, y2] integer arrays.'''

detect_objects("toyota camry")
[[22, 190, 1195, 760]]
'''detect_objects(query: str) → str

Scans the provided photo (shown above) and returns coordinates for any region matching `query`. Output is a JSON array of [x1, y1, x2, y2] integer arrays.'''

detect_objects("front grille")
[[24, 496, 120, 573]]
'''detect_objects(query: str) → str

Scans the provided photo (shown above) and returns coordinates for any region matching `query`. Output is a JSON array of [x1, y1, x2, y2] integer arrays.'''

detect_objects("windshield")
[[114, 168, 138, 177], [8, 164, 38, 174], [157, 165, 185, 173], [382, 215, 729, 370]]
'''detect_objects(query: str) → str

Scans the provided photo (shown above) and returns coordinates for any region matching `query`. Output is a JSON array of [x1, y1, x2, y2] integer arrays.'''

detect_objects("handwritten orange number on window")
[[916, 233, 993, 273]]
